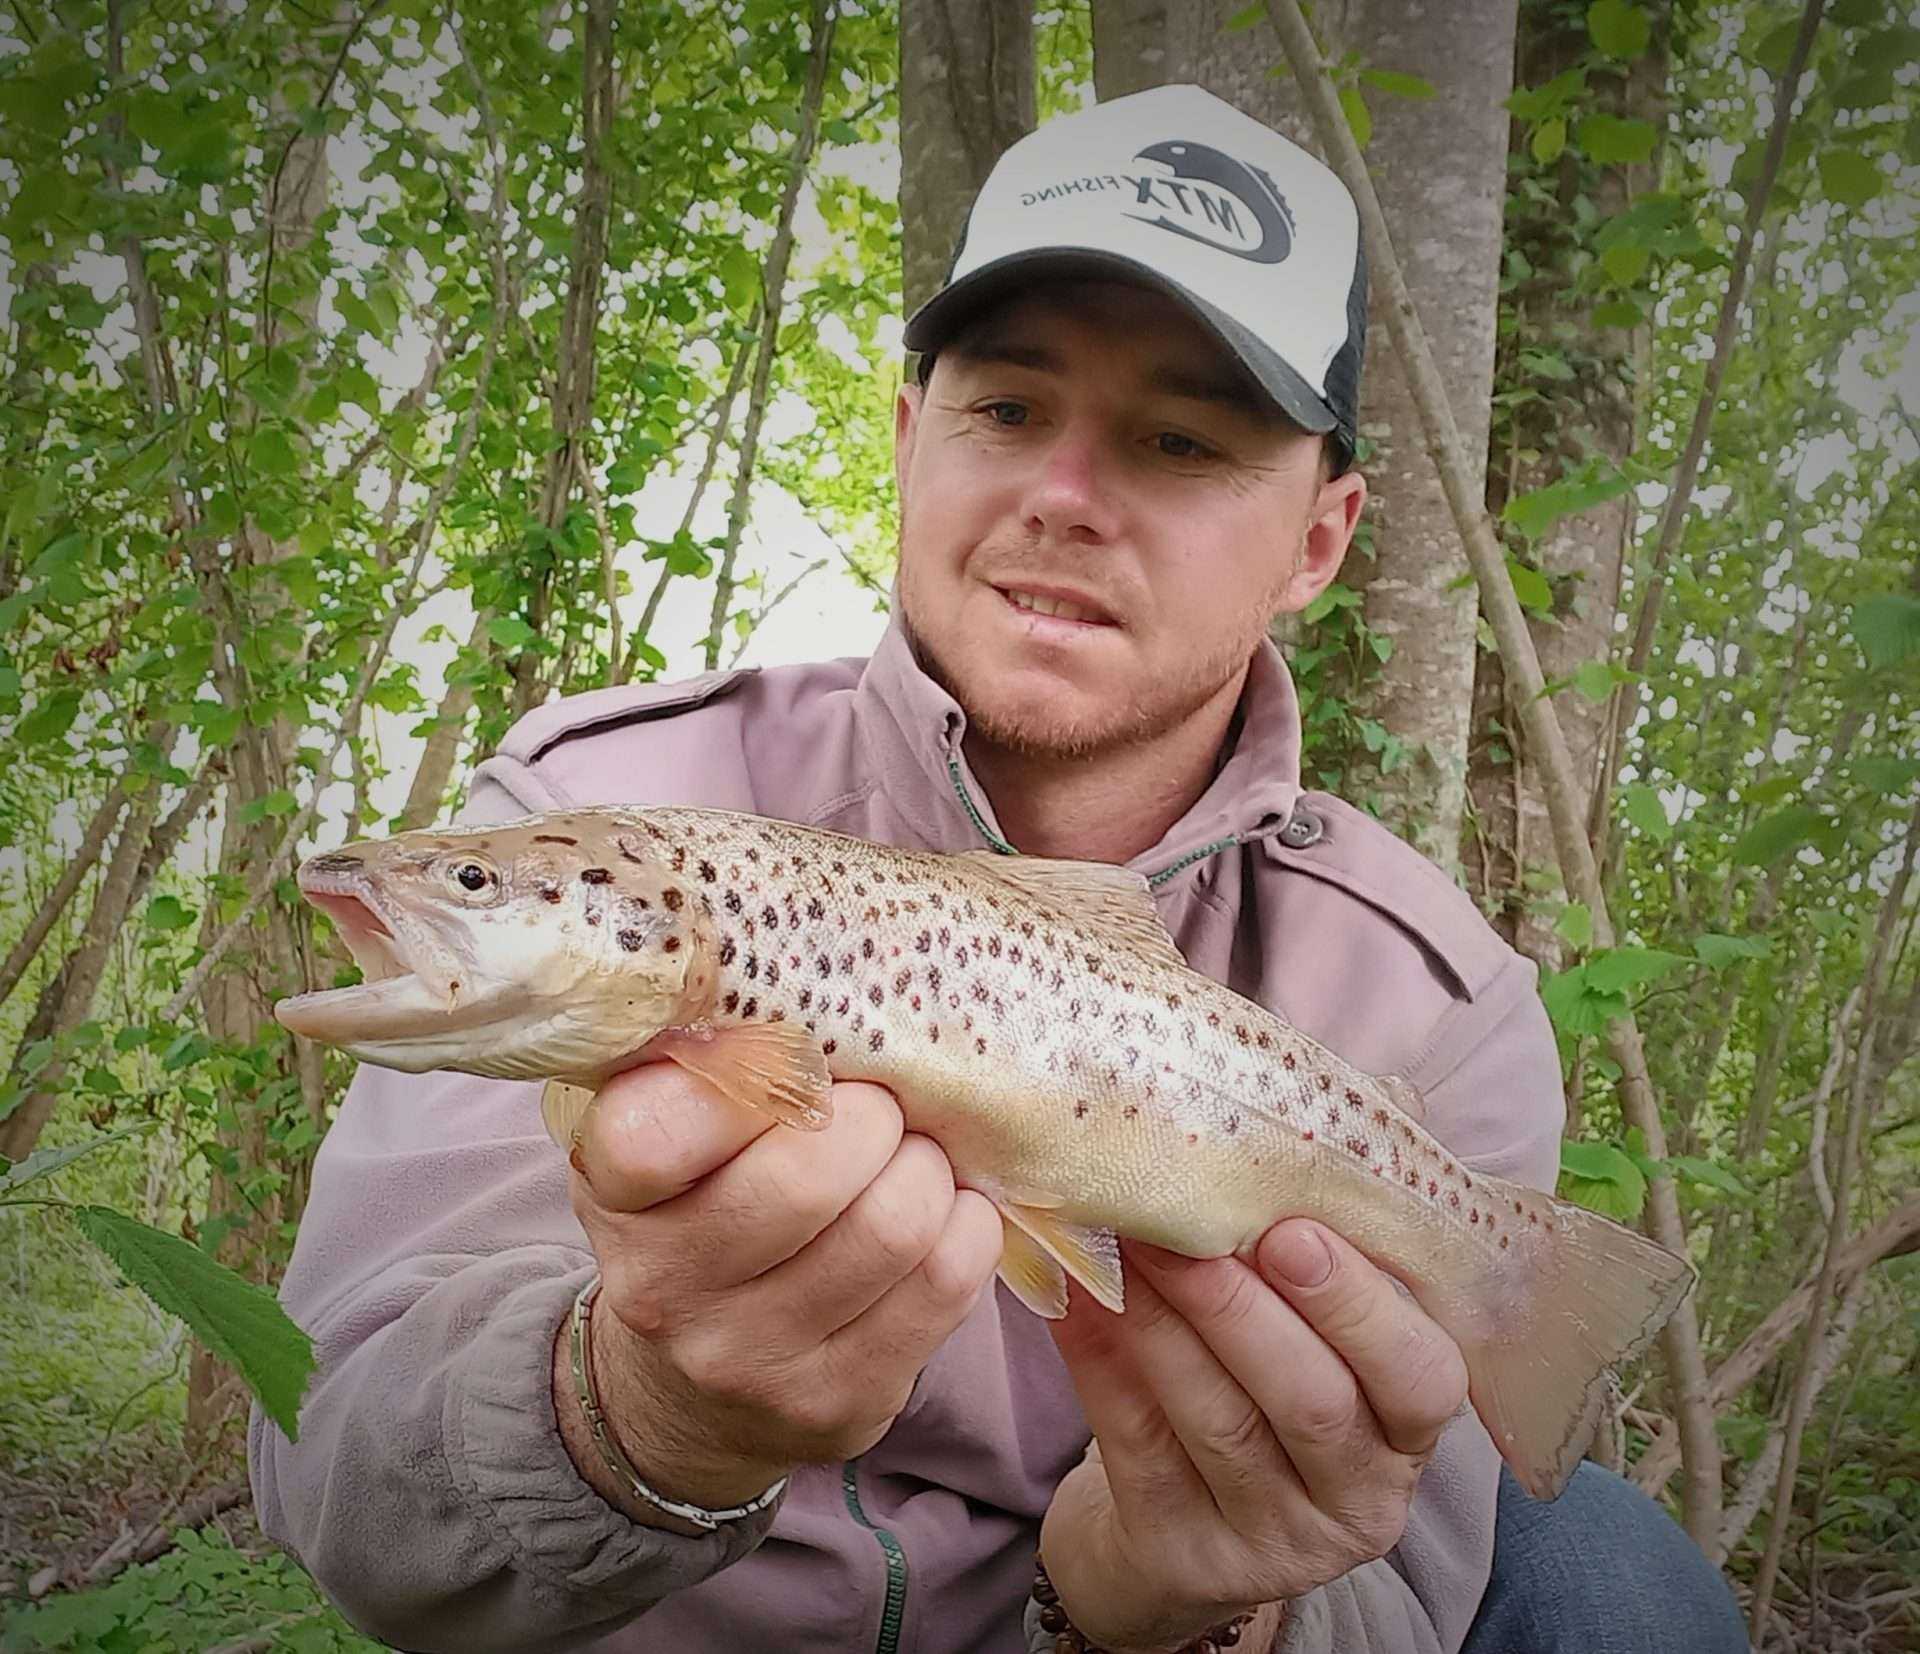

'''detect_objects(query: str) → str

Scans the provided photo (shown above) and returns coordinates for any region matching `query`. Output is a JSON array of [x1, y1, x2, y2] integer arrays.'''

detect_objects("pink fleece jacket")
[[249, 616, 1564, 1653]]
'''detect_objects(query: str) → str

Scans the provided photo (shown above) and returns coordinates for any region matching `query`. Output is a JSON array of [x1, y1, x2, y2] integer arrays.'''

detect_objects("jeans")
[[1462, 1463, 1748, 1654]]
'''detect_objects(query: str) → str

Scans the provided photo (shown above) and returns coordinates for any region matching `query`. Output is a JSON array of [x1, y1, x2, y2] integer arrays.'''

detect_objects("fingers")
[[1253, 1221, 1467, 1466], [823, 1185, 1004, 1371], [574, 1061, 776, 1213]]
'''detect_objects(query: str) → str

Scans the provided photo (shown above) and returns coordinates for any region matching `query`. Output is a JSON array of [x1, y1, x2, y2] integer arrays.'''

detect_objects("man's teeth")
[[1008, 590, 1101, 624]]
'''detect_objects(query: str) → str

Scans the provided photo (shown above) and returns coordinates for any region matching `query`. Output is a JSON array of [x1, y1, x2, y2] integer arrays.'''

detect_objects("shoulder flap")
[[1262, 790, 1512, 1002], [497, 668, 757, 767]]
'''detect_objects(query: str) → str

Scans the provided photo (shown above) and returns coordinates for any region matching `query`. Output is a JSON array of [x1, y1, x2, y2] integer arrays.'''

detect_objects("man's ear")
[[1273, 469, 1366, 614], [893, 379, 925, 502]]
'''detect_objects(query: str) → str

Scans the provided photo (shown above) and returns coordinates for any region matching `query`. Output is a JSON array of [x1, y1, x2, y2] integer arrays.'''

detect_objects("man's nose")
[[1022, 423, 1120, 544]]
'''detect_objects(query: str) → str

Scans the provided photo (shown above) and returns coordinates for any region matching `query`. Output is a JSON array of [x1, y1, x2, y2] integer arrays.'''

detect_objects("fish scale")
[[276, 803, 1697, 1500]]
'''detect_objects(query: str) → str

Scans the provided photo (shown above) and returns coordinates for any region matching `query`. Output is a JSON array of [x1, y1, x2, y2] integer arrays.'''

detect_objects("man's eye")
[[979, 401, 1028, 427], [1156, 432, 1215, 460]]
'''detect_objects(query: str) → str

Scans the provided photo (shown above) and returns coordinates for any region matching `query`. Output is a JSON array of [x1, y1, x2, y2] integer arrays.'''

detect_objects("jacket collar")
[[851, 603, 1305, 889]]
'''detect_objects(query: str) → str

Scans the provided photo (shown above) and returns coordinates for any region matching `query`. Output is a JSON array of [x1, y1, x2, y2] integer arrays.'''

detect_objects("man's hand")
[[554, 1063, 1004, 1526], [1040, 1220, 1469, 1654]]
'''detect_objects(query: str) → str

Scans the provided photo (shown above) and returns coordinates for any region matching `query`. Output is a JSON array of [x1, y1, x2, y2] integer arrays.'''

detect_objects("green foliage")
[[0, 1529, 383, 1653]]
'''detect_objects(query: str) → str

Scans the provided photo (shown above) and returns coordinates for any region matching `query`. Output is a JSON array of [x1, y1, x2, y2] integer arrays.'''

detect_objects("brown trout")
[[275, 804, 1694, 1498]]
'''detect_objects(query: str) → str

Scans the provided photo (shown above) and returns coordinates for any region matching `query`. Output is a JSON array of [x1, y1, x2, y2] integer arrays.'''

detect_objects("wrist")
[[1034, 1556, 1271, 1654], [550, 1280, 788, 1531]]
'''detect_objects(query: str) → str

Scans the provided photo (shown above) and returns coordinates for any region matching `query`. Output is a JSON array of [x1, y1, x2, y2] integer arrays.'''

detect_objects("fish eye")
[[444, 857, 499, 899]]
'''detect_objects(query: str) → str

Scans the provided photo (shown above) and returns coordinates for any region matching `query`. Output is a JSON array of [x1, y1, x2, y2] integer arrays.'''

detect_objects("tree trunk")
[[899, 0, 1035, 320], [508, 0, 617, 723], [0, 784, 163, 1162], [399, 608, 490, 832], [1092, 0, 1515, 875], [0, 776, 132, 1014], [1467, 0, 1667, 961]]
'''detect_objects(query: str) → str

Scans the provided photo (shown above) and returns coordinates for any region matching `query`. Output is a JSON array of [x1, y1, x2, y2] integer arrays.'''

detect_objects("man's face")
[[893, 279, 1364, 761]]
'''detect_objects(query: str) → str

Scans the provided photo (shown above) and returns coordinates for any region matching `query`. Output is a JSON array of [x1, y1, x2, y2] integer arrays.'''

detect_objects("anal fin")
[[1002, 1201, 1125, 1313], [996, 1215, 1070, 1318]]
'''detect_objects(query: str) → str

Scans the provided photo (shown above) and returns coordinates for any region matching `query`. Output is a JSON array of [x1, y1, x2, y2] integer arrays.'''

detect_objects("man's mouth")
[[997, 586, 1117, 627]]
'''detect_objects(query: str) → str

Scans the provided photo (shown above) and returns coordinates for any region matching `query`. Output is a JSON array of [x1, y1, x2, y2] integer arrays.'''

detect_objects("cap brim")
[[901, 248, 1340, 440]]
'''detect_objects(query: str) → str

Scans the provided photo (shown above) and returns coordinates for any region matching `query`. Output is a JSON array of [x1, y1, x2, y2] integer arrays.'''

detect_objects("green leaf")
[[1555, 903, 1593, 949], [1668, 1154, 1750, 1197], [1818, 148, 1883, 207], [1503, 462, 1635, 541], [1359, 69, 1435, 99], [1225, 0, 1264, 27], [1559, 1139, 1647, 1221], [1622, 784, 1673, 843], [0, 1126, 151, 1196], [1506, 556, 1554, 614], [1539, 963, 1628, 1036], [1339, 86, 1372, 148], [1584, 946, 1687, 993], [1600, 241, 1652, 285], [1732, 804, 1826, 866], [1694, 933, 1773, 969], [1576, 114, 1658, 165], [18, 687, 82, 747], [144, 894, 196, 932], [1571, 659, 1617, 703], [70, 1204, 314, 1441], [1853, 756, 1920, 794], [248, 427, 300, 478], [487, 614, 539, 652], [1587, 0, 1651, 58], [1851, 594, 1920, 669], [1753, 19, 1805, 76]]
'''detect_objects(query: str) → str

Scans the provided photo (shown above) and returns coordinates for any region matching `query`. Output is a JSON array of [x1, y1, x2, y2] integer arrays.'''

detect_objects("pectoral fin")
[[651, 1021, 834, 1130], [1000, 1201, 1125, 1314], [540, 1079, 597, 1151]]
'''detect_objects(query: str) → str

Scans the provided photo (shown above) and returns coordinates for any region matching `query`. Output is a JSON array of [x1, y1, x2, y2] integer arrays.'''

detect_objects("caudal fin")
[[1451, 1184, 1696, 1500]]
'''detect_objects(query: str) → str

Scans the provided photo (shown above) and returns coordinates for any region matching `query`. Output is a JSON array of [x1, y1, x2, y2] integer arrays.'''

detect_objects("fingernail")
[[1264, 1224, 1331, 1289]]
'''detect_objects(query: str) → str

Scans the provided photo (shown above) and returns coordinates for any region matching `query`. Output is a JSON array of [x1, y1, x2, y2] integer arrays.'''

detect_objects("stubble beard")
[[900, 546, 1301, 764]]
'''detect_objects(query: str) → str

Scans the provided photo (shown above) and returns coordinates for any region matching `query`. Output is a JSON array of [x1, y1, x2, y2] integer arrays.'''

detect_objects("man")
[[251, 84, 1743, 1653]]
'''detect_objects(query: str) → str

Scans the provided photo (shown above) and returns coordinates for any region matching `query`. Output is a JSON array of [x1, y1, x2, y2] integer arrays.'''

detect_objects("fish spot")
[[893, 970, 911, 996], [1345, 1136, 1367, 1158], [1428, 1180, 1440, 1196], [837, 997, 851, 1015], [975, 1037, 987, 1054], [1345, 1089, 1363, 1109], [671, 848, 686, 873], [1406, 1171, 1420, 1187], [823, 1039, 837, 1055], [1234, 1025, 1249, 1044], [662, 889, 685, 913], [1469, 1208, 1480, 1224], [720, 939, 738, 966], [540, 886, 562, 904], [1500, 1235, 1510, 1249], [616, 928, 647, 952], [1256, 1031, 1271, 1049], [742, 997, 758, 1019], [723, 991, 739, 1014], [807, 897, 826, 921], [663, 936, 682, 954], [533, 833, 577, 845], [1318, 1074, 1332, 1091], [724, 891, 743, 915], [745, 955, 759, 980], [697, 860, 717, 882], [869, 1029, 885, 1052], [1073, 1101, 1088, 1119], [1225, 1115, 1240, 1134], [867, 984, 884, 1008], [1374, 1109, 1391, 1126], [581, 868, 613, 884], [928, 1024, 940, 1043], [765, 961, 780, 986], [1186, 1132, 1198, 1146], [586, 912, 602, 926], [1302, 1129, 1314, 1141], [861, 939, 875, 960], [762, 905, 779, 929], [840, 953, 855, 974]]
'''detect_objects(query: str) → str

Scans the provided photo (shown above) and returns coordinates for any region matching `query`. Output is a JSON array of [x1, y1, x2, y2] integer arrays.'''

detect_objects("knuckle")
[[1290, 1379, 1359, 1443], [858, 1143, 951, 1269]]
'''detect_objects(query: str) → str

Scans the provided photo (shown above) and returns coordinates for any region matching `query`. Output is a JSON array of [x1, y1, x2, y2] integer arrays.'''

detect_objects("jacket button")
[[1279, 807, 1324, 849]]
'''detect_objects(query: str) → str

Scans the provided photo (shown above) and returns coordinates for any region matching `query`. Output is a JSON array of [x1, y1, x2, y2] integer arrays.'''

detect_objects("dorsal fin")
[[956, 851, 1185, 971]]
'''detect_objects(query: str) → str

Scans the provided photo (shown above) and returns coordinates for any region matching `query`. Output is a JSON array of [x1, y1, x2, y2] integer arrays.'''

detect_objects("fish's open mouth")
[[275, 872, 457, 1042]]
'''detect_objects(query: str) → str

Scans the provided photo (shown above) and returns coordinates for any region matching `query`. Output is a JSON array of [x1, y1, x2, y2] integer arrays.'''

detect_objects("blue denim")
[[1462, 1463, 1748, 1654]]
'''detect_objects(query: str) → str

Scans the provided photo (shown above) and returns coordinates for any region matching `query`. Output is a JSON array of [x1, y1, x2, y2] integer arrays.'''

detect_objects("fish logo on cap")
[[1129, 138, 1296, 265]]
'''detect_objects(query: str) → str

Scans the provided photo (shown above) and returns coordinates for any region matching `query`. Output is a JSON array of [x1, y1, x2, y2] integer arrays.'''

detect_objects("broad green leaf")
[[1585, 946, 1687, 993], [18, 687, 82, 746], [1851, 594, 1920, 669], [1622, 783, 1672, 843], [1853, 756, 1920, 794], [1600, 241, 1652, 285], [1555, 903, 1593, 949], [248, 427, 300, 478], [1571, 659, 1618, 703], [1531, 115, 1566, 165], [1668, 1154, 1750, 1197], [1732, 805, 1826, 866], [144, 894, 196, 932], [487, 614, 539, 651], [1753, 19, 1805, 76], [70, 1204, 314, 1441], [1576, 114, 1658, 165], [1819, 148, 1883, 207], [1559, 1139, 1647, 1221], [1694, 933, 1772, 969], [1744, 774, 1800, 807], [1587, 0, 1651, 57], [1506, 556, 1554, 614], [1539, 964, 1629, 1036]]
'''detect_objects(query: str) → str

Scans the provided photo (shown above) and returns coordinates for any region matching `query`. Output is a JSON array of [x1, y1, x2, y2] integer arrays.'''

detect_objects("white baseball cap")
[[903, 83, 1368, 470]]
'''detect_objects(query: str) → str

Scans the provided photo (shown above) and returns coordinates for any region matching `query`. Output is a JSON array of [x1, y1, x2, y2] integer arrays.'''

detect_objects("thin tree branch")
[[1262, 0, 1722, 1542], [0, 778, 132, 1012]]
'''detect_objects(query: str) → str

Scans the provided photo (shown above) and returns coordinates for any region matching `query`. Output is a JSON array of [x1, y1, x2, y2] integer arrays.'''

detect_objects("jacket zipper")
[[842, 1459, 909, 1654], [945, 757, 1258, 887]]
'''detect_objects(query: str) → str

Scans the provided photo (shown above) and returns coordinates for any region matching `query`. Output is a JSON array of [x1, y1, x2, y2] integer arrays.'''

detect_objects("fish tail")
[[1444, 1177, 1696, 1501]]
